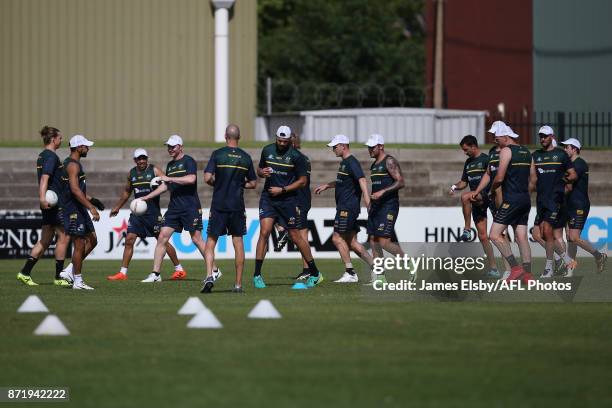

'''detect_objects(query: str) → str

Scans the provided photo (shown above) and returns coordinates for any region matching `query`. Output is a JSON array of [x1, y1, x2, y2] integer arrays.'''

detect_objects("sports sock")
[[153, 272, 160, 277], [21, 256, 38, 276], [522, 262, 532, 273], [505, 255, 519, 268], [302, 267, 309, 275], [545, 259, 553, 272], [254, 259, 263, 277], [554, 252, 561, 261], [120, 267, 128, 274], [176, 264, 184, 271], [55, 259, 65, 279], [345, 262, 355, 275], [306, 259, 319, 277], [74, 274, 83, 284]]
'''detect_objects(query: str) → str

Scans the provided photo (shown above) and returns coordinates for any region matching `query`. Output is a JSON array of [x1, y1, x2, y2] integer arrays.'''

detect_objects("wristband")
[[450, 184, 457, 193], [281, 187, 287, 194]]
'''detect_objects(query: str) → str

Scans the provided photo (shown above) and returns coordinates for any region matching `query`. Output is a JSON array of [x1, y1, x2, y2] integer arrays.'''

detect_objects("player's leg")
[[253, 216, 274, 288], [17, 224, 56, 286], [540, 220, 556, 277], [295, 227, 311, 280], [164, 241, 186, 275], [460, 191, 474, 240], [232, 235, 245, 291], [200, 234, 218, 293], [71, 232, 95, 290], [568, 228, 607, 275], [490, 222, 526, 281], [331, 231, 354, 282], [288, 227, 322, 284], [144, 226, 174, 282], [475, 217, 499, 277], [52, 226, 71, 285], [110, 232, 137, 280]]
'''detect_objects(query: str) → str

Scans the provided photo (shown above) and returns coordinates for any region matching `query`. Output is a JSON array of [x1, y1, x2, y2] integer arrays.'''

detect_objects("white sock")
[[64, 263, 73, 274], [554, 252, 561, 261], [545, 259, 553, 271], [120, 267, 128, 274], [345, 262, 353, 269], [175, 264, 184, 271], [74, 274, 83, 284]]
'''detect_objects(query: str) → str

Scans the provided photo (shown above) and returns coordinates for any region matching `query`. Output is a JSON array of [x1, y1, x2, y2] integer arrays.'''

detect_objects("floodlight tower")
[[211, 0, 235, 142]]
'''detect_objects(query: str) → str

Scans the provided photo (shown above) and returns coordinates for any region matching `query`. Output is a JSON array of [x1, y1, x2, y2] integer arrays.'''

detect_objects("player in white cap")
[[315, 135, 374, 283], [107, 148, 186, 281], [561, 138, 607, 275]]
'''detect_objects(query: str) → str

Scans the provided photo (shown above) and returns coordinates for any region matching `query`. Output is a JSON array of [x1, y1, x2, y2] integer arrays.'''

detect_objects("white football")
[[150, 177, 162, 188], [130, 199, 148, 215], [45, 190, 58, 207]]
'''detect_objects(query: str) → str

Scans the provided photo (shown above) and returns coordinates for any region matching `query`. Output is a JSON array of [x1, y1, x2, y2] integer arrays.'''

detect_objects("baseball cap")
[[133, 148, 148, 158], [538, 125, 554, 136], [492, 124, 511, 137], [327, 134, 350, 147], [69, 134, 94, 148], [164, 134, 183, 146], [488, 120, 507, 134], [365, 134, 385, 147], [276, 126, 292, 139], [561, 138, 582, 149], [506, 127, 519, 139]]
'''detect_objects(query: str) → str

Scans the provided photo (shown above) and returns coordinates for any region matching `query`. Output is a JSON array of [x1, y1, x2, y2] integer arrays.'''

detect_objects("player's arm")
[[110, 178, 132, 217], [268, 176, 306, 196], [244, 160, 257, 189], [563, 167, 577, 184], [371, 156, 405, 201], [358, 177, 371, 209], [38, 174, 51, 209], [314, 180, 336, 194], [471, 171, 491, 199], [140, 182, 168, 201], [529, 159, 537, 193], [67, 162, 100, 221], [257, 150, 273, 178], [203, 155, 216, 186], [162, 173, 196, 185], [491, 147, 511, 193]]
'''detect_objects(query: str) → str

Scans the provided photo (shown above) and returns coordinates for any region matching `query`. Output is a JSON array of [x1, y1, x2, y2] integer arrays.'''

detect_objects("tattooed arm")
[[371, 155, 405, 201]]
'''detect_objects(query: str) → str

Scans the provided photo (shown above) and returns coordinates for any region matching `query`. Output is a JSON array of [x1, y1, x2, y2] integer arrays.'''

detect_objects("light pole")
[[211, 0, 235, 142]]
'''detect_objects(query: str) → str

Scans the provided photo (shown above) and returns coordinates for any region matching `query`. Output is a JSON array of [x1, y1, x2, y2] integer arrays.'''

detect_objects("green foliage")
[[258, 0, 426, 112]]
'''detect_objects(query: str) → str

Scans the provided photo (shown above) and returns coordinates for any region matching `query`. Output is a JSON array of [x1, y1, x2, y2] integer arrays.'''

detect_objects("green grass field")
[[2, 258, 612, 407]]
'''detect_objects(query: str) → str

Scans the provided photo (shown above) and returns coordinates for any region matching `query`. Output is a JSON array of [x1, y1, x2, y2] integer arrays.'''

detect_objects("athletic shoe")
[[540, 269, 554, 278], [294, 271, 310, 280], [232, 286, 244, 293], [305, 273, 324, 288], [53, 278, 71, 287], [141, 273, 161, 283], [565, 259, 578, 271], [253, 275, 266, 289], [59, 269, 74, 284], [484, 269, 501, 279], [564, 268, 574, 278], [17, 272, 38, 286], [334, 272, 358, 283], [505, 265, 524, 281], [200, 276, 214, 294], [170, 270, 187, 280], [212, 268, 222, 281], [72, 281, 94, 290], [107, 272, 128, 281], [500, 270, 511, 280], [459, 229, 472, 242], [275, 229, 290, 250], [596, 252, 608, 274]]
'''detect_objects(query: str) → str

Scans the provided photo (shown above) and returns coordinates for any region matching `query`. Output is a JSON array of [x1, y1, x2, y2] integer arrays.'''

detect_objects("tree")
[[258, 0, 425, 112]]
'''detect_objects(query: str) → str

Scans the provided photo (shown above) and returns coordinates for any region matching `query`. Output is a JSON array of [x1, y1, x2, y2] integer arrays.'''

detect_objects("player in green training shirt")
[[17, 126, 71, 287], [202, 124, 257, 293]]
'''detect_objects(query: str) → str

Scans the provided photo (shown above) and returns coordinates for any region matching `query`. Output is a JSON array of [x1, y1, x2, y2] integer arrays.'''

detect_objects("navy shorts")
[[367, 204, 398, 238], [59, 207, 95, 237], [163, 206, 203, 232], [277, 206, 310, 230], [207, 209, 247, 237], [41, 207, 62, 226], [259, 194, 302, 230], [127, 213, 162, 238], [493, 200, 531, 226], [334, 208, 360, 234], [568, 206, 589, 230], [534, 201, 564, 228]]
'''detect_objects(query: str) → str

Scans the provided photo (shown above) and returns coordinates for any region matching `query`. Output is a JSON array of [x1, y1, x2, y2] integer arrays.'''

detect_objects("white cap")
[[164, 134, 183, 146], [365, 134, 385, 147], [275, 126, 292, 139], [69, 134, 94, 148], [488, 120, 507, 134], [506, 126, 519, 139], [538, 125, 554, 136], [492, 124, 511, 137], [561, 138, 582, 150], [327, 134, 350, 147], [133, 148, 148, 158]]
